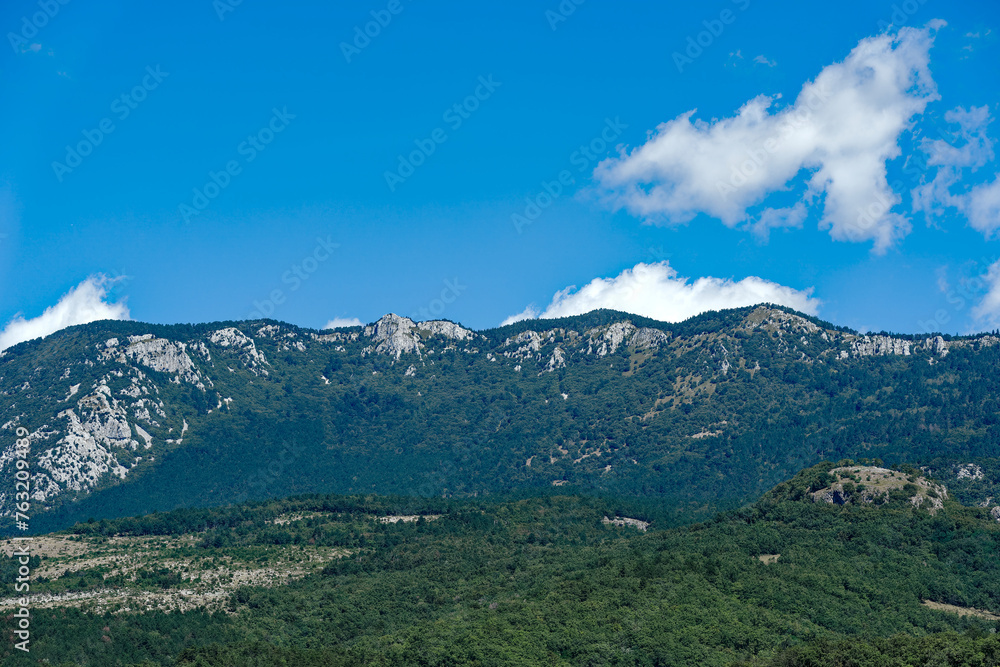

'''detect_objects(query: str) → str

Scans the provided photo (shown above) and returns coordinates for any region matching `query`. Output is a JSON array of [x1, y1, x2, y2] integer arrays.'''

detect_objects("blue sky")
[[1, 0, 999, 348]]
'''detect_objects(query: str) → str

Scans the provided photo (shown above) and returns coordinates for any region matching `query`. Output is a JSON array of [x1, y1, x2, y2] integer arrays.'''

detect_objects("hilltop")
[[810, 465, 948, 511]]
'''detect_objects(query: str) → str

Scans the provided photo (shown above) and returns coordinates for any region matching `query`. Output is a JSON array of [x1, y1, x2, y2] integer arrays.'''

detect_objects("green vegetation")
[[741, 632, 1000, 666], [6, 306, 1000, 533], [4, 464, 1000, 665], [7, 308, 1000, 663]]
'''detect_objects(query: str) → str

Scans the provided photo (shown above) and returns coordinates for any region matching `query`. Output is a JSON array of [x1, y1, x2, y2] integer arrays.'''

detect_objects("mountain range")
[[4, 305, 1000, 533]]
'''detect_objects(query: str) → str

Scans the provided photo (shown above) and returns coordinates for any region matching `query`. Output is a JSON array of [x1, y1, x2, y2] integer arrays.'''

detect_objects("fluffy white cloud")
[[911, 105, 1000, 235], [501, 262, 819, 326], [593, 23, 944, 253], [324, 317, 363, 329], [0, 275, 130, 351]]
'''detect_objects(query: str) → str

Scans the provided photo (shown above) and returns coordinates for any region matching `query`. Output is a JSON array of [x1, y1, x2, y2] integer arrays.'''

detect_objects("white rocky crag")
[[544, 347, 566, 372], [0, 422, 57, 508], [585, 322, 671, 357], [209, 328, 269, 376], [255, 324, 283, 339], [6, 381, 145, 507], [252, 325, 309, 353], [602, 516, 650, 531], [504, 331, 544, 361], [847, 334, 950, 359], [74, 385, 135, 448], [363, 314, 423, 359], [938, 334, 1000, 353], [100, 336, 206, 387], [589, 322, 634, 356], [957, 463, 984, 480], [190, 341, 211, 362], [850, 335, 912, 357], [362, 315, 478, 359], [35, 407, 131, 494], [503, 321, 670, 365], [924, 336, 949, 356], [311, 330, 361, 345], [418, 320, 476, 341], [135, 424, 153, 448], [718, 344, 731, 375], [0, 353, 184, 515]]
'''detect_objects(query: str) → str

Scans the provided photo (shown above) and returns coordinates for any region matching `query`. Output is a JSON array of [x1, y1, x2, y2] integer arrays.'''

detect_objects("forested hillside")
[[4, 305, 1000, 532], [3, 463, 1000, 666]]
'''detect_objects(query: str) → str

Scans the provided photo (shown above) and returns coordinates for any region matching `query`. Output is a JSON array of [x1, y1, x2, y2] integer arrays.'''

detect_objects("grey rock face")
[[363, 314, 423, 359]]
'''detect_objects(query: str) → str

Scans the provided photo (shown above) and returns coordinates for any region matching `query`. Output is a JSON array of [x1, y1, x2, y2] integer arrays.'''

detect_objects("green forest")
[[6, 307, 1000, 664], [3, 462, 1000, 666], [5, 306, 1000, 533]]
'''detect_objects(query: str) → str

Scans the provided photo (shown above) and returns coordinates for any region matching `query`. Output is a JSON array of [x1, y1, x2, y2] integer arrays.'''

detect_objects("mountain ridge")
[[4, 304, 1000, 533], [3, 300, 988, 360]]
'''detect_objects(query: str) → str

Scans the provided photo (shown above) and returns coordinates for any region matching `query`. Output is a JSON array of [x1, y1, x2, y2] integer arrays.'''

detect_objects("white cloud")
[[965, 176, 1000, 234], [592, 23, 944, 253], [0, 275, 130, 351], [912, 105, 1000, 236], [500, 262, 819, 326], [922, 106, 994, 169], [324, 317, 363, 329], [754, 54, 777, 67], [972, 260, 1000, 327], [747, 202, 808, 240], [500, 306, 540, 327]]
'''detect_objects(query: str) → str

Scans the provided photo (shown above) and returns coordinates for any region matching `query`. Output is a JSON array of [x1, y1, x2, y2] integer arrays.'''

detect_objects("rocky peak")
[[100, 335, 204, 387], [208, 328, 268, 375], [743, 306, 820, 335], [361, 315, 480, 359], [363, 314, 423, 360], [584, 322, 670, 356], [417, 320, 475, 341], [590, 322, 637, 356]]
